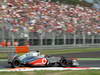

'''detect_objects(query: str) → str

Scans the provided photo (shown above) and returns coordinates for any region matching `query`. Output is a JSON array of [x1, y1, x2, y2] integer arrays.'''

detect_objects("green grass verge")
[[0, 48, 100, 59], [79, 58, 100, 60], [0, 70, 100, 75], [41, 48, 100, 55], [0, 53, 8, 59]]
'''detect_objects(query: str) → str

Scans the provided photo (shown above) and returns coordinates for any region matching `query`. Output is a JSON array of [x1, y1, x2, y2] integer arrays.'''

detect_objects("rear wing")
[[15, 46, 29, 53]]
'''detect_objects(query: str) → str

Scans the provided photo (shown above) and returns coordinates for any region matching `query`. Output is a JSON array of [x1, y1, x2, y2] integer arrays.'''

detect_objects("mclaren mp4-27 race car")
[[8, 51, 79, 68]]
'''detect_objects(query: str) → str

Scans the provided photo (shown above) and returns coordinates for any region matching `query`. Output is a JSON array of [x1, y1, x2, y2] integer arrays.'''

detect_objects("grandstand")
[[0, 0, 100, 48]]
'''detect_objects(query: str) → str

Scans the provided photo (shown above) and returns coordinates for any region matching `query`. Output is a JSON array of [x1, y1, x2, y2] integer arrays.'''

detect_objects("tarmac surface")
[[51, 51, 100, 58], [0, 51, 100, 68]]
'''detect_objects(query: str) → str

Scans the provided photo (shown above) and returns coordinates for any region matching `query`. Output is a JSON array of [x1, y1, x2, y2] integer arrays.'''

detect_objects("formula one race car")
[[8, 51, 79, 68]]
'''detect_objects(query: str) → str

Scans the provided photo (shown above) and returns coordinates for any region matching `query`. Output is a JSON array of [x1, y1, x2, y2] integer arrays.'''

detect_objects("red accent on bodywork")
[[28, 58, 48, 66]]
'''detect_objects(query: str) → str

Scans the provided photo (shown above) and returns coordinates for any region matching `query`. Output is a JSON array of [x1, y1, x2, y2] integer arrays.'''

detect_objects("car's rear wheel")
[[11, 59, 21, 68]]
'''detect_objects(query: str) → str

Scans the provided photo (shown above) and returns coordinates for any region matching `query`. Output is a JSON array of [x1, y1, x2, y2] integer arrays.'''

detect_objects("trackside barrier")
[[0, 44, 100, 53]]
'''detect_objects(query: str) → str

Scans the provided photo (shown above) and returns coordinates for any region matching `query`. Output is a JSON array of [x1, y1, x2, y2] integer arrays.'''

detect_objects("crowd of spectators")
[[0, 0, 100, 36], [0, 40, 19, 47]]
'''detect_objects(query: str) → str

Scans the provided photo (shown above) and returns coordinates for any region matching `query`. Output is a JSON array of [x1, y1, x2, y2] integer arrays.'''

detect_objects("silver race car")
[[8, 51, 79, 68]]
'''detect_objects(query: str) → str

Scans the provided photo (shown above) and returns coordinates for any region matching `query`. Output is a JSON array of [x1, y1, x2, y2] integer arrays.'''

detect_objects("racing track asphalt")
[[0, 60, 100, 68], [50, 51, 100, 58], [0, 51, 100, 68]]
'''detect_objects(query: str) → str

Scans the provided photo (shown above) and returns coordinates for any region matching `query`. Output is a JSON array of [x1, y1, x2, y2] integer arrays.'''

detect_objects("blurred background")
[[0, 0, 100, 49]]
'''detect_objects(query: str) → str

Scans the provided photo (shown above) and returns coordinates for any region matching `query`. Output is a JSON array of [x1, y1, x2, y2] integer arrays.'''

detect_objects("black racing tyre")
[[60, 57, 67, 67], [60, 57, 73, 67], [60, 60, 67, 67], [11, 58, 21, 68]]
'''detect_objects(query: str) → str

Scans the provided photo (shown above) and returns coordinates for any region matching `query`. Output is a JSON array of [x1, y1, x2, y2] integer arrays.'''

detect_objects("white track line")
[[0, 67, 100, 72]]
